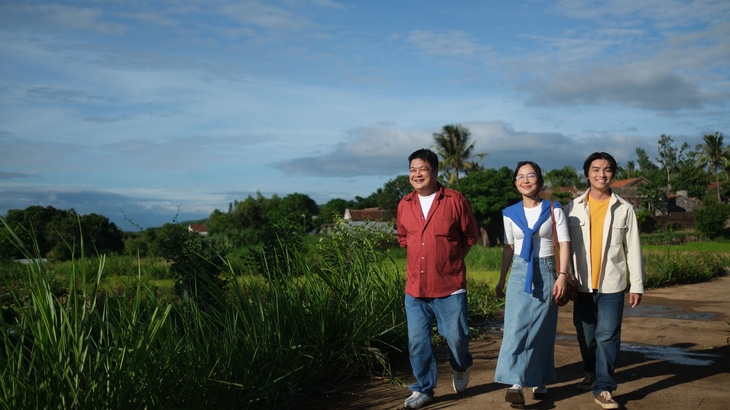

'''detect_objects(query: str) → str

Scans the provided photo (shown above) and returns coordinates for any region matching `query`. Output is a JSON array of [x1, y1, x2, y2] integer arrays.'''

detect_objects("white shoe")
[[505, 385, 525, 407], [403, 391, 432, 409], [532, 385, 547, 398], [452, 368, 470, 393], [594, 390, 619, 409]]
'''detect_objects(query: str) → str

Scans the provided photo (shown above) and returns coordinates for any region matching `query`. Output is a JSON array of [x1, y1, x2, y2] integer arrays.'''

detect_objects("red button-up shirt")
[[397, 185, 479, 298]]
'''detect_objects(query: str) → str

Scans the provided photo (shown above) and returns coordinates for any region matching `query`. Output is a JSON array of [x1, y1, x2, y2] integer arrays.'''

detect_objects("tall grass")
[[644, 251, 729, 288], [0, 221, 407, 409]]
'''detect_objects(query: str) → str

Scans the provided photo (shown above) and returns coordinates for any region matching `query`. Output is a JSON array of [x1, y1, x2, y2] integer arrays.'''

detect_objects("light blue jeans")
[[573, 291, 625, 395], [494, 256, 558, 387], [405, 293, 472, 396]]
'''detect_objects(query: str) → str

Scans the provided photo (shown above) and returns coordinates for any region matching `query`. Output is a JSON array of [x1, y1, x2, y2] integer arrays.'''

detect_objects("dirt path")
[[296, 276, 730, 409]]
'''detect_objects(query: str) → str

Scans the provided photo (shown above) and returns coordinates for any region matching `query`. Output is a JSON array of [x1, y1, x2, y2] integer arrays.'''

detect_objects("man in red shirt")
[[397, 148, 479, 409]]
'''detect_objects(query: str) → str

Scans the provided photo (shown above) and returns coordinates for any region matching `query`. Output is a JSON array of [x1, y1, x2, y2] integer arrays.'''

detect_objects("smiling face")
[[514, 164, 540, 198], [409, 158, 438, 196], [587, 158, 614, 193]]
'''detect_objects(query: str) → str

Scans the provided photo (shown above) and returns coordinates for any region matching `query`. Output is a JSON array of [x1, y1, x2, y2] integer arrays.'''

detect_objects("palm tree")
[[626, 161, 637, 178], [696, 132, 730, 202], [432, 124, 487, 184]]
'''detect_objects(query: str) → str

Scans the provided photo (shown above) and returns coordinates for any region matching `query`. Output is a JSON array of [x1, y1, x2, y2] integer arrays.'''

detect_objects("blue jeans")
[[573, 291, 625, 395], [405, 293, 472, 396]]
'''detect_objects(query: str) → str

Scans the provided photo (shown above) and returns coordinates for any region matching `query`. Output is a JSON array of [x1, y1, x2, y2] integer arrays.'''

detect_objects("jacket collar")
[[577, 187, 622, 207]]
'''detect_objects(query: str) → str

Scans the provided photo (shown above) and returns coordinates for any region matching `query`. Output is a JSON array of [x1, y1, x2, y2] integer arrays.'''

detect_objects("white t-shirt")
[[503, 203, 570, 257], [419, 192, 436, 220]]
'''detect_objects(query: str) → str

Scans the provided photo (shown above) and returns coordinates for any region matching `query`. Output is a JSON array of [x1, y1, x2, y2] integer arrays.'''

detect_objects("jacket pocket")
[[610, 220, 627, 245]]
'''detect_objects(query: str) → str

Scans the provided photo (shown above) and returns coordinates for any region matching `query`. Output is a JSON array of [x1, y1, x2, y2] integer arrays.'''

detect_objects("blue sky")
[[1, 0, 729, 229]]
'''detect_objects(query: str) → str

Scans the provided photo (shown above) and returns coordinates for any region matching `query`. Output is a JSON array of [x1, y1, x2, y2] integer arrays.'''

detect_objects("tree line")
[[2, 127, 728, 262]]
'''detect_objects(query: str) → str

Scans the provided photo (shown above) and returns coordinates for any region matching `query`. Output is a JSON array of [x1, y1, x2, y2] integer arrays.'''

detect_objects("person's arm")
[[397, 203, 408, 248], [552, 207, 573, 303], [496, 244, 514, 298], [553, 240, 572, 302], [625, 206, 645, 308]]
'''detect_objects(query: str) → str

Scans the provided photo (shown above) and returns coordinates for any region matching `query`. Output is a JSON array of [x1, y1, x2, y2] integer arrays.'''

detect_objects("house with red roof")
[[187, 224, 209, 237], [343, 207, 395, 232]]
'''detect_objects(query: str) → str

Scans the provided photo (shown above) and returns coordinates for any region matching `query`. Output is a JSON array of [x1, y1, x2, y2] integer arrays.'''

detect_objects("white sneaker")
[[594, 390, 619, 409], [532, 385, 547, 398], [403, 391, 432, 409], [505, 385, 525, 407], [452, 368, 470, 393]]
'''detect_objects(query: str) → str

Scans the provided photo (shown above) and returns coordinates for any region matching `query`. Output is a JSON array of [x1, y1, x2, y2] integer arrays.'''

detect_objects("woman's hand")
[[553, 274, 568, 304], [495, 279, 506, 298]]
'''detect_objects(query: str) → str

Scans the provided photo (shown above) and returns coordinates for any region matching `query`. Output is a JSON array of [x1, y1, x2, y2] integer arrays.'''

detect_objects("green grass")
[[643, 241, 730, 253], [3, 219, 728, 409], [1, 223, 409, 408]]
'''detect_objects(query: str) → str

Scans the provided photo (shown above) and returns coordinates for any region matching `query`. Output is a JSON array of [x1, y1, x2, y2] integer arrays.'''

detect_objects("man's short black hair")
[[583, 152, 617, 177], [408, 148, 439, 173]]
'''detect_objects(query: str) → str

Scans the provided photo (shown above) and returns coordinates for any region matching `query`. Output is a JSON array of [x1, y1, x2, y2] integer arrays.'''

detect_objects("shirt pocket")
[[431, 217, 456, 237]]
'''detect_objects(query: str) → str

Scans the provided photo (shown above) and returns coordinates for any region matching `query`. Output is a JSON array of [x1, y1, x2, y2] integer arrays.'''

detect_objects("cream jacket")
[[565, 189, 645, 294]]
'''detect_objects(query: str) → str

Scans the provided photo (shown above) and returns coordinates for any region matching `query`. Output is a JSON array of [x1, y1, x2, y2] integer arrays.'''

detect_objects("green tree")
[[451, 167, 519, 246], [636, 147, 664, 185], [694, 200, 730, 239], [376, 175, 412, 215], [432, 124, 486, 185], [545, 166, 583, 189], [637, 182, 666, 215], [277, 193, 319, 232], [696, 132, 730, 202], [672, 165, 708, 198], [1, 206, 123, 260], [153, 222, 228, 307], [656, 134, 693, 192], [79, 213, 124, 254], [313, 198, 353, 231]]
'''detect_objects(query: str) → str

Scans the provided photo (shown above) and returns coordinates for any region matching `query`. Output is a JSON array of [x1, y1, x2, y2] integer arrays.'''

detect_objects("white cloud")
[[407, 30, 490, 58]]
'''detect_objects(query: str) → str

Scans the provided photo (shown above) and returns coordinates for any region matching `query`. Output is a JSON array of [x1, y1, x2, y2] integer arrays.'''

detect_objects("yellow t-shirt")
[[588, 195, 610, 290]]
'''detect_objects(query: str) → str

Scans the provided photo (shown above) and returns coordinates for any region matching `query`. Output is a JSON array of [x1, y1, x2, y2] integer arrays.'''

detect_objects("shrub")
[[644, 251, 729, 288], [314, 216, 397, 272], [694, 201, 730, 239]]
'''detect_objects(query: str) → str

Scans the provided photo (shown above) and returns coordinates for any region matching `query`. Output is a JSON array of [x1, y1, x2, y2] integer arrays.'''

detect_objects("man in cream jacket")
[[565, 152, 645, 410]]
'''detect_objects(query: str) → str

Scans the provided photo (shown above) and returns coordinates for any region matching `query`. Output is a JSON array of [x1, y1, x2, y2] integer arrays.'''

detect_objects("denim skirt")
[[494, 256, 558, 387]]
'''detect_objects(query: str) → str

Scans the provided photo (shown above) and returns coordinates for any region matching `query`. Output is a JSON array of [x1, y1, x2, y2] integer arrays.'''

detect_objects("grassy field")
[[2, 229, 728, 409]]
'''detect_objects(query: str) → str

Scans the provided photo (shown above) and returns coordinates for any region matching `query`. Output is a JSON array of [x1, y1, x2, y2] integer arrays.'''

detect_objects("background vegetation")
[[2, 126, 730, 408]]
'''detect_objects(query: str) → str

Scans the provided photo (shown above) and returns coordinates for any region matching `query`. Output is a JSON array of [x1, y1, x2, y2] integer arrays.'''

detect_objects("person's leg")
[[526, 257, 558, 388], [573, 291, 598, 374], [592, 291, 624, 396], [405, 294, 437, 396], [433, 292, 473, 372], [495, 257, 529, 385]]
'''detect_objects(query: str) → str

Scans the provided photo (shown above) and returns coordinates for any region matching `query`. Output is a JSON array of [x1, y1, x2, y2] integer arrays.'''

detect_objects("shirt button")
[[421, 256, 424, 259], [421, 243, 425, 245]]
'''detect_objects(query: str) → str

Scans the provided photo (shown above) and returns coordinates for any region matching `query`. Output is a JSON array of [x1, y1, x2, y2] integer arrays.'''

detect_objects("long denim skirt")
[[494, 256, 558, 387]]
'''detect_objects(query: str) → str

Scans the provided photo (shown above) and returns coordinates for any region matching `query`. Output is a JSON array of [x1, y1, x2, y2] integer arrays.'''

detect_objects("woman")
[[494, 161, 572, 407]]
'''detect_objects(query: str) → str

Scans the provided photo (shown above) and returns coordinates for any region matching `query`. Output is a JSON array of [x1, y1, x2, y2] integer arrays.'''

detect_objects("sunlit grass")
[[0, 220, 411, 408], [3, 217, 728, 408]]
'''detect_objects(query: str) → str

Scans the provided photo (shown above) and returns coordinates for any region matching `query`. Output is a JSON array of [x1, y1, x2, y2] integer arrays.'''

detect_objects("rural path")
[[296, 275, 730, 409]]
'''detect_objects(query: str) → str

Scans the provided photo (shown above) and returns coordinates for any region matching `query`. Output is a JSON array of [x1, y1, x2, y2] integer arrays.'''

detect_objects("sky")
[[1, 0, 729, 230]]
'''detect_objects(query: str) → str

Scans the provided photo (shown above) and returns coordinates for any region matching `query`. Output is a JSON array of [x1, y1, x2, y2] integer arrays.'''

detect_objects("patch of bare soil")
[[294, 276, 730, 409]]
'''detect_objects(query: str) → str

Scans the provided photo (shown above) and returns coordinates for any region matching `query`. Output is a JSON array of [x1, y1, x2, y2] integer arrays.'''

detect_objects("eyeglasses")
[[515, 173, 537, 181]]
